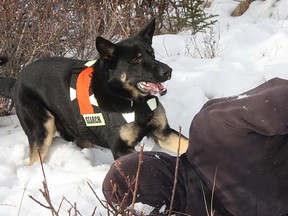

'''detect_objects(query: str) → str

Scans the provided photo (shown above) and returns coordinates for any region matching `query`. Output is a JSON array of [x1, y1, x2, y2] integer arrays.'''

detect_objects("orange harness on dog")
[[69, 61, 159, 143], [70, 63, 136, 131], [76, 67, 94, 115]]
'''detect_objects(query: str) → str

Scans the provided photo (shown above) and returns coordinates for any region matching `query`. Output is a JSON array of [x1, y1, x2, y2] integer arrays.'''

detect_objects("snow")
[[1, 0, 288, 215]]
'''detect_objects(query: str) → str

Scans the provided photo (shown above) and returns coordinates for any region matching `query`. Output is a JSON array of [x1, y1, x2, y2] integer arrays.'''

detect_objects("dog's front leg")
[[154, 128, 189, 154], [150, 104, 189, 154], [109, 124, 139, 159]]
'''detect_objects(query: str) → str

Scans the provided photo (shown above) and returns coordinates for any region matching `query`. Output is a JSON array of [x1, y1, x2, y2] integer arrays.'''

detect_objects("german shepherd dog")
[[0, 18, 188, 165]]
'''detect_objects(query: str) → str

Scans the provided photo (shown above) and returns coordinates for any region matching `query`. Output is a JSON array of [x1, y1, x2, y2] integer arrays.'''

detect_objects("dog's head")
[[95, 18, 172, 101]]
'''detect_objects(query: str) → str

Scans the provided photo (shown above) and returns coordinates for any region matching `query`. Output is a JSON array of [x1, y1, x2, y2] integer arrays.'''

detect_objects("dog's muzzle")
[[156, 64, 172, 81]]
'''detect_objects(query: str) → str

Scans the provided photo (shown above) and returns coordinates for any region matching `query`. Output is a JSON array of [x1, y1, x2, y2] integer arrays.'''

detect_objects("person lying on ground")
[[102, 77, 288, 216]]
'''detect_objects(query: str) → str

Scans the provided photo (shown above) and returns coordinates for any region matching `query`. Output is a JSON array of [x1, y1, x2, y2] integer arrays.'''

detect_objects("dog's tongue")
[[150, 83, 164, 93], [138, 82, 167, 96]]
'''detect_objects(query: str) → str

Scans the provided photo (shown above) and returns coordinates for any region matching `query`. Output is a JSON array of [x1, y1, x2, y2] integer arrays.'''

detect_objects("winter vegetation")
[[1, 0, 288, 215]]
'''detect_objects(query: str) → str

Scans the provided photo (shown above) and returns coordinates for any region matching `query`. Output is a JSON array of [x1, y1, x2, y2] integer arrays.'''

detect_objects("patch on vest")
[[147, 98, 157, 111], [83, 113, 105, 126], [122, 112, 135, 123], [85, 60, 97, 67]]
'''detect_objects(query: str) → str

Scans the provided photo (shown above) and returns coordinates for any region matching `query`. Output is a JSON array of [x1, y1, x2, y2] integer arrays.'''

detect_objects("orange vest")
[[70, 65, 135, 130]]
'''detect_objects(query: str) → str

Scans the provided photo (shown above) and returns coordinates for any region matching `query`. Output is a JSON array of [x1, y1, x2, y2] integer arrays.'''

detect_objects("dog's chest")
[[69, 65, 159, 139]]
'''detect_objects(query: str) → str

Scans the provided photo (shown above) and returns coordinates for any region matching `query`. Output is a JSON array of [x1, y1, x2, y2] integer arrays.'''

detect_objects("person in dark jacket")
[[102, 77, 288, 216]]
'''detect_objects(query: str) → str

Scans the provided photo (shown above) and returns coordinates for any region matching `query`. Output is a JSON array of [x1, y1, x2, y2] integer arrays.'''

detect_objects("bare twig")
[[168, 126, 182, 216], [29, 195, 50, 210], [17, 180, 30, 216], [38, 150, 58, 216], [130, 144, 144, 215], [57, 197, 66, 215], [62, 197, 83, 216], [209, 167, 218, 216], [201, 181, 209, 216], [29, 150, 58, 215], [201, 167, 218, 216], [87, 181, 116, 215], [91, 206, 97, 216]]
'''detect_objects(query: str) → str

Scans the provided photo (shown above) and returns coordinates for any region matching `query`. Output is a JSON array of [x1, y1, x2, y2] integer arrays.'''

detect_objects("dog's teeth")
[[140, 82, 150, 87]]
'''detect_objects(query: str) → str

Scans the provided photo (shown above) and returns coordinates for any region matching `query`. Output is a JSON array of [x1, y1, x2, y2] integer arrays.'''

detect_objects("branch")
[[29, 150, 58, 215], [168, 126, 182, 216], [87, 182, 115, 215], [130, 144, 144, 215]]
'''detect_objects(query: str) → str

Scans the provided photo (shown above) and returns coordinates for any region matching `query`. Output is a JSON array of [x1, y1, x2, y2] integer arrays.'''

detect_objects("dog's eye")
[[132, 53, 142, 64]]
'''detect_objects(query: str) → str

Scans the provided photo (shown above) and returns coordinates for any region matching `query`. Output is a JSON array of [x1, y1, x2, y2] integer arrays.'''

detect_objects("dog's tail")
[[0, 57, 16, 98]]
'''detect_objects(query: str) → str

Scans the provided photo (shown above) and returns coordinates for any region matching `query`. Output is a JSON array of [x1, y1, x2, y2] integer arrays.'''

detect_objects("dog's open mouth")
[[136, 81, 167, 96]]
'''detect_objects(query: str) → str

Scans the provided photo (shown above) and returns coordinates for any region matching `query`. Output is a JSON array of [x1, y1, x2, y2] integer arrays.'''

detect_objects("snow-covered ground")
[[1, 0, 288, 215]]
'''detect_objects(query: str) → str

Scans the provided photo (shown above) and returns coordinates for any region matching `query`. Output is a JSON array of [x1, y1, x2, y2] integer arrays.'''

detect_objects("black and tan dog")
[[0, 18, 188, 165]]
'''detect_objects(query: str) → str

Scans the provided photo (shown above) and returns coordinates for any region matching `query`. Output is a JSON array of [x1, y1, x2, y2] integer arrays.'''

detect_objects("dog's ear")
[[96, 36, 117, 61], [136, 17, 156, 45]]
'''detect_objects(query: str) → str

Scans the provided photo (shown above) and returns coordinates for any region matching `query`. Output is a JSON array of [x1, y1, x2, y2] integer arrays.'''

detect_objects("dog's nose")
[[159, 66, 172, 80]]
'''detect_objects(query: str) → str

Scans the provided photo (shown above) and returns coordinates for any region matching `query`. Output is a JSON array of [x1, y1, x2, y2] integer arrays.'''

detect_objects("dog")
[[0, 18, 188, 165]]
